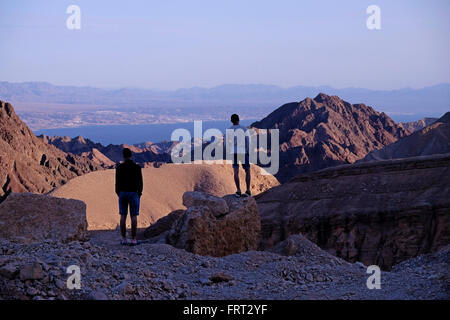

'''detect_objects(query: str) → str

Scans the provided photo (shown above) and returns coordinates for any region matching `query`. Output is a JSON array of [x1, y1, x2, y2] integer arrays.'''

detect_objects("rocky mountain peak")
[[437, 111, 450, 124], [251, 94, 408, 182]]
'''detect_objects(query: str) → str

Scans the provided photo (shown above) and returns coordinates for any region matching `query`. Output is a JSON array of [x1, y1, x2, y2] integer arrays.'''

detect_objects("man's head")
[[231, 114, 240, 125], [122, 148, 132, 160]]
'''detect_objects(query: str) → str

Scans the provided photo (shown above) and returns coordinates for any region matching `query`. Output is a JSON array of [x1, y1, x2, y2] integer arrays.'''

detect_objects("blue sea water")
[[34, 120, 256, 145]]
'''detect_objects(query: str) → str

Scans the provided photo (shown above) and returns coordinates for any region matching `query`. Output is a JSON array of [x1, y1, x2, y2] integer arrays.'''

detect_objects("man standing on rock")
[[115, 148, 143, 246], [227, 114, 251, 197]]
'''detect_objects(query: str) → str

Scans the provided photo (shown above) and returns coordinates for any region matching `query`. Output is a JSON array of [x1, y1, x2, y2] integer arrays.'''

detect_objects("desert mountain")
[[50, 163, 279, 230], [256, 154, 450, 269], [39, 135, 175, 167], [251, 93, 408, 182], [0, 100, 101, 200], [362, 112, 450, 162], [400, 117, 438, 133]]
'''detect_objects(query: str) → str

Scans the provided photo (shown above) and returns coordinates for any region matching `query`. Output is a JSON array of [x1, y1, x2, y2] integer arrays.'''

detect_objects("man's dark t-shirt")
[[115, 159, 143, 197]]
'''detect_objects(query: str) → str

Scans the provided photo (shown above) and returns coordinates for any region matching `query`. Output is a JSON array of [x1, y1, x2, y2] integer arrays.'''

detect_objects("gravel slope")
[[1, 230, 448, 300]]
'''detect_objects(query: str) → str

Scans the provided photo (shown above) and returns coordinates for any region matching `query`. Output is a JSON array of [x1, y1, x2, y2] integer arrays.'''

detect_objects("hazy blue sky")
[[1, 0, 449, 90]]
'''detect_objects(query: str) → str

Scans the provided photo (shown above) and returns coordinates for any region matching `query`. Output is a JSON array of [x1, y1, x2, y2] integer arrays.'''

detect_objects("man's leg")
[[233, 153, 241, 194], [245, 167, 251, 194], [131, 216, 138, 241], [233, 167, 241, 193], [129, 192, 140, 244], [118, 192, 128, 242], [244, 153, 251, 195], [120, 215, 127, 240]]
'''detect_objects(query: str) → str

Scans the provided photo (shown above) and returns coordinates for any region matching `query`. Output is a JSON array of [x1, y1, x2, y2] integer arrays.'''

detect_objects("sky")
[[0, 0, 449, 90]]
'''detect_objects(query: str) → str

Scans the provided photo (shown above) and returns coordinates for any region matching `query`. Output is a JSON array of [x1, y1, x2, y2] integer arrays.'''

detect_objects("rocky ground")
[[1, 230, 448, 300]]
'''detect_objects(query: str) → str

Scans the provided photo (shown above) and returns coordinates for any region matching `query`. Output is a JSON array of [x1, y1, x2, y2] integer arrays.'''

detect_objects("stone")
[[167, 192, 261, 257], [199, 278, 211, 286], [209, 272, 233, 283], [57, 293, 68, 300], [0, 193, 88, 242], [113, 281, 134, 295], [87, 290, 109, 300], [20, 262, 44, 281], [26, 287, 39, 296], [0, 263, 18, 279], [54, 279, 66, 290], [182, 191, 229, 217], [162, 281, 173, 292]]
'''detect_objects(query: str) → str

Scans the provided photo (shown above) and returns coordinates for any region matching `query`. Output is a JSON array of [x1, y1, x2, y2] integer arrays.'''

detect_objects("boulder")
[[0, 263, 18, 279], [165, 192, 260, 257], [209, 272, 233, 283], [87, 290, 109, 300], [143, 209, 184, 241], [20, 262, 44, 281], [182, 191, 229, 217], [0, 193, 88, 242]]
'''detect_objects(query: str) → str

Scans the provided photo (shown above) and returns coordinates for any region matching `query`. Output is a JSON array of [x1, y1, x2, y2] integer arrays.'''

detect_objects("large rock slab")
[[256, 154, 450, 270], [0, 193, 88, 242], [147, 192, 261, 257]]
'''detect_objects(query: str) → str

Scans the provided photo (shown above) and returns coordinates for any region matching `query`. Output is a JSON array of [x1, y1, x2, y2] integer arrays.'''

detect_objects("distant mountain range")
[[38, 135, 174, 168], [1, 81, 449, 119], [400, 117, 438, 133]]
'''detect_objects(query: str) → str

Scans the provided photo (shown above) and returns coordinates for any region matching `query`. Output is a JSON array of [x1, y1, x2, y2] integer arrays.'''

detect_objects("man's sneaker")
[[234, 191, 242, 198], [242, 190, 252, 197], [129, 239, 141, 246]]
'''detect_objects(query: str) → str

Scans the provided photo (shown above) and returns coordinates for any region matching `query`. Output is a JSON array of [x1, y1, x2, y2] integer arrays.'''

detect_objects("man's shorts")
[[118, 191, 140, 216], [232, 153, 250, 169]]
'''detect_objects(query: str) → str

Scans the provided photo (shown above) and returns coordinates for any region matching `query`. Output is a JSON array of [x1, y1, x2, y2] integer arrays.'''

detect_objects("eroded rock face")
[[0, 193, 88, 242], [0, 100, 101, 200], [256, 154, 450, 270], [145, 192, 261, 257]]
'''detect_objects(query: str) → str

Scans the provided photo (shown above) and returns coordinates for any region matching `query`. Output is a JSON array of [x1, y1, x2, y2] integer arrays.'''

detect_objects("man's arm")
[[115, 166, 120, 196], [137, 166, 143, 197]]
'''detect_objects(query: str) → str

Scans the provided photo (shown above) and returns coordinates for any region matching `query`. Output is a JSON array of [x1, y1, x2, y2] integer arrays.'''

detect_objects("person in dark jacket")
[[115, 148, 143, 246]]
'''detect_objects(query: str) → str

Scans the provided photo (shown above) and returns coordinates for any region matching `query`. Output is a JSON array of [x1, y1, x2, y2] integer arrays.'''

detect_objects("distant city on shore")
[[2, 81, 449, 135]]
